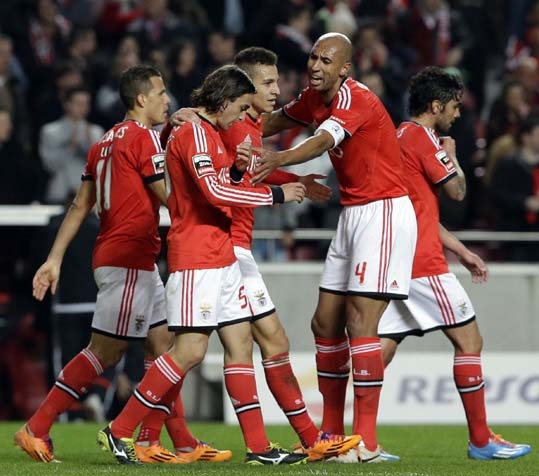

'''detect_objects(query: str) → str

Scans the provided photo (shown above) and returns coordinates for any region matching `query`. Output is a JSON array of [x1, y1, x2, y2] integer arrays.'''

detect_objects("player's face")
[[145, 75, 171, 126], [250, 64, 280, 115], [307, 39, 350, 99], [436, 98, 461, 132], [217, 93, 254, 130]]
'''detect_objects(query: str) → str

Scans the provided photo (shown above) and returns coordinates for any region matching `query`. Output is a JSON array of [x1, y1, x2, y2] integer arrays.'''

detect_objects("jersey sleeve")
[[265, 168, 298, 185], [418, 129, 458, 186], [327, 87, 371, 138], [137, 128, 165, 184], [176, 123, 275, 208], [82, 142, 99, 181], [283, 88, 314, 126]]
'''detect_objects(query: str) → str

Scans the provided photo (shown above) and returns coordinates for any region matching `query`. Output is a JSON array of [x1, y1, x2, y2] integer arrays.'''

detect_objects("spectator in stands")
[[167, 39, 204, 108], [0, 34, 31, 151], [0, 108, 41, 204], [272, 3, 313, 71], [39, 86, 104, 204], [204, 30, 236, 73], [488, 112, 539, 261], [485, 79, 529, 147]]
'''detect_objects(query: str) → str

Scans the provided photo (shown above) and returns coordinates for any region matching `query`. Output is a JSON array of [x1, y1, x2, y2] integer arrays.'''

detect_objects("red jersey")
[[165, 118, 276, 271], [396, 121, 458, 278], [83, 120, 164, 271], [283, 77, 408, 205], [220, 114, 298, 249]]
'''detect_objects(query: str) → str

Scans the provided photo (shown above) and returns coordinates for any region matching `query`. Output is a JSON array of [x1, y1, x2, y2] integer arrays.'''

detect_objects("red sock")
[[454, 354, 490, 447], [223, 364, 269, 452], [136, 358, 186, 445], [112, 354, 184, 439], [263, 352, 319, 447], [28, 348, 103, 438], [165, 394, 198, 450], [350, 337, 383, 451], [314, 336, 349, 435]]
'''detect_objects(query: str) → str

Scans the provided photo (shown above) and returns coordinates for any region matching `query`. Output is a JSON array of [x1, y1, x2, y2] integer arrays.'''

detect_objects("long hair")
[[191, 65, 255, 113], [408, 66, 464, 117]]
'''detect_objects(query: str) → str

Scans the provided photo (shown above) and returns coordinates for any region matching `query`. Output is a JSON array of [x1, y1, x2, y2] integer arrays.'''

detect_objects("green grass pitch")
[[2, 421, 537, 475]]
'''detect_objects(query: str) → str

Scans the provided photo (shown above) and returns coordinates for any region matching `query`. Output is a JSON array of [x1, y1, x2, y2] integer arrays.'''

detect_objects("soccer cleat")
[[358, 443, 387, 463], [97, 424, 140, 464], [245, 442, 308, 465], [175, 440, 232, 462], [135, 442, 188, 464], [468, 433, 532, 460], [327, 442, 400, 463], [14, 425, 57, 463], [297, 432, 362, 462]]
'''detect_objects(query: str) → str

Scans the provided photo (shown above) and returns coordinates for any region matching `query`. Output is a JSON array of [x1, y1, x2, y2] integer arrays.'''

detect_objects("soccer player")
[[14, 65, 224, 464], [216, 46, 359, 461], [98, 65, 309, 465], [378, 66, 531, 460], [251, 32, 417, 462]]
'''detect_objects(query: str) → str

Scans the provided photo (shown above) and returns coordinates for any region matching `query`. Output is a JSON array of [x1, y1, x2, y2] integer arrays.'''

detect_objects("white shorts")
[[379, 272, 476, 340], [166, 261, 252, 330], [234, 246, 275, 320], [92, 265, 166, 340], [319, 196, 417, 298]]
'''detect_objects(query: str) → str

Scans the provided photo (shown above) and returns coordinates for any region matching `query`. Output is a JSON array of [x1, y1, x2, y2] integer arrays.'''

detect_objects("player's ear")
[[135, 92, 146, 108], [340, 61, 351, 78]]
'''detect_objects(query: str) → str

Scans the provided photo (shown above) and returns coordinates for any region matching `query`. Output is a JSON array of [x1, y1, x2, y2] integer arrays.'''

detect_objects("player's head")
[[408, 66, 463, 131], [191, 65, 256, 129], [234, 47, 279, 115], [307, 33, 352, 96], [119, 64, 170, 125]]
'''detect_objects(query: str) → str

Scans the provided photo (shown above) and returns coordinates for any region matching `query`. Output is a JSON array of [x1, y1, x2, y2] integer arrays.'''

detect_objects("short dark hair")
[[119, 64, 162, 110], [191, 65, 255, 113], [234, 47, 278, 78], [408, 66, 464, 117]]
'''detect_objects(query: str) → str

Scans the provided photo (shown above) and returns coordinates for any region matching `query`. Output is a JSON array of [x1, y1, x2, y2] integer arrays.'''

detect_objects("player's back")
[[84, 120, 163, 271]]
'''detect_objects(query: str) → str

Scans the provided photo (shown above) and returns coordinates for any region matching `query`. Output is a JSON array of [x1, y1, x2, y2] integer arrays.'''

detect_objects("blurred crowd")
[[1, 0, 539, 421]]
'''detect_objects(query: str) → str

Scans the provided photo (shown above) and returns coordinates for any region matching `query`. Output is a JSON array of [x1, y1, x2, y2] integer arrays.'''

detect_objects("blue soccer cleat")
[[468, 433, 531, 460]]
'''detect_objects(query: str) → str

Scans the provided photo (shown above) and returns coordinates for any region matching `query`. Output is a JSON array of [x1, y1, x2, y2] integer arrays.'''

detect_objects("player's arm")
[[32, 180, 96, 300], [261, 109, 302, 137], [252, 130, 335, 184], [439, 136, 466, 201], [439, 223, 488, 283], [148, 178, 167, 206], [266, 169, 332, 203]]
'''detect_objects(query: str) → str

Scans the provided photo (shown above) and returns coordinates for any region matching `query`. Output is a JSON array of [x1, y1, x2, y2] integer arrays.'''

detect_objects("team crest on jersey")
[[192, 153, 214, 178], [458, 301, 468, 315], [435, 150, 454, 172], [135, 314, 145, 332], [200, 303, 212, 320], [151, 153, 165, 174], [254, 290, 267, 307]]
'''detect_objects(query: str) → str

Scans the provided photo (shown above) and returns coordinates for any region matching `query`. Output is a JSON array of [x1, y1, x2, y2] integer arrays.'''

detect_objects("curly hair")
[[408, 66, 464, 117]]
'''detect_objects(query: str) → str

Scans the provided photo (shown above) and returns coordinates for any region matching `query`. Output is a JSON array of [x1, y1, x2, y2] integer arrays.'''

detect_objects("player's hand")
[[169, 107, 200, 127], [280, 182, 306, 203], [32, 260, 61, 301], [298, 174, 332, 202], [440, 136, 457, 159], [235, 141, 252, 172], [251, 147, 283, 184], [457, 251, 489, 284]]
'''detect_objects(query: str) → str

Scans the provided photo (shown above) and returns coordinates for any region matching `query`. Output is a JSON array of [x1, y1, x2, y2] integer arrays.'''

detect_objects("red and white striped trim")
[[181, 270, 194, 327], [377, 199, 393, 293], [428, 275, 456, 325], [116, 269, 138, 336]]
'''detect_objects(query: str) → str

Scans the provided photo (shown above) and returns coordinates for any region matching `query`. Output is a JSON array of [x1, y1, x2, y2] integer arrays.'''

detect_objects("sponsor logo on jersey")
[[192, 153, 214, 178], [435, 150, 454, 172], [151, 153, 165, 174]]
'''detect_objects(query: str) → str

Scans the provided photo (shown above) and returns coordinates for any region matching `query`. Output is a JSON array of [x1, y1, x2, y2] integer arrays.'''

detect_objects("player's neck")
[[410, 114, 436, 130], [124, 111, 153, 128], [198, 108, 218, 127]]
